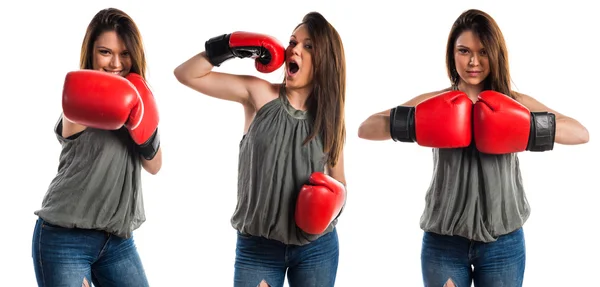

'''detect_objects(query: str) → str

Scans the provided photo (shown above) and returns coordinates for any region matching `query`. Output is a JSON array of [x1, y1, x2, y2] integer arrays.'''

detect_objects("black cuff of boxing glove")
[[138, 128, 161, 160], [205, 34, 234, 67], [526, 112, 556, 152], [390, 106, 416, 142]]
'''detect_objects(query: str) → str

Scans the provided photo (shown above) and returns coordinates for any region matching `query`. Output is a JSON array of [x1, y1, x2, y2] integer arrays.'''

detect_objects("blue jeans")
[[234, 228, 339, 287], [421, 228, 526, 287], [31, 218, 149, 287]]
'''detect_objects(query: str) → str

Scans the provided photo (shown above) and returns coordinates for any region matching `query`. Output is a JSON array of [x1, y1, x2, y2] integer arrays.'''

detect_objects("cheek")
[[92, 54, 101, 70], [92, 53, 110, 70], [303, 55, 313, 74], [455, 55, 469, 69], [122, 58, 132, 70], [481, 58, 490, 68]]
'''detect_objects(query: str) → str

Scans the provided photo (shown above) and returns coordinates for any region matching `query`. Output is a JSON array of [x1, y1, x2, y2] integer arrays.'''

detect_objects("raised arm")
[[173, 31, 286, 109]]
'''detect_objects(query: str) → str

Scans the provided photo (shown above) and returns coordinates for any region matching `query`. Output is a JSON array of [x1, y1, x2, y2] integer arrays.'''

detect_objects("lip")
[[466, 71, 481, 76], [286, 67, 297, 78], [286, 58, 300, 78], [104, 69, 123, 75]]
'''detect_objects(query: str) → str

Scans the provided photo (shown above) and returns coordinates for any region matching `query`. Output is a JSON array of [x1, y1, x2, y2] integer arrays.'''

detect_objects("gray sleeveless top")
[[419, 145, 530, 243], [34, 116, 145, 239], [231, 85, 334, 246]]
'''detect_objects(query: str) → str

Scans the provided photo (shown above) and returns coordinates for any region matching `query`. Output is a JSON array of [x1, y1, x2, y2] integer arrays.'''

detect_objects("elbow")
[[149, 167, 161, 175], [142, 157, 162, 175], [555, 124, 590, 145], [357, 123, 369, 139], [580, 127, 590, 144], [570, 122, 590, 144], [173, 64, 197, 85], [173, 66, 186, 84], [145, 164, 161, 175], [358, 120, 388, 140]]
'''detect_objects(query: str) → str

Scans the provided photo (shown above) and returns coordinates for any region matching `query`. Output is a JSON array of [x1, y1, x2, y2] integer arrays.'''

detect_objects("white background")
[[1, 0, 598, 286]]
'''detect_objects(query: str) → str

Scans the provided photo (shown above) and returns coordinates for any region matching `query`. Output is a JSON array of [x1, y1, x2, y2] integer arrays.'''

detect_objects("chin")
[[285, 77, 302, 87], [465, 78, 485, 86], [285, 81, 299, 89]]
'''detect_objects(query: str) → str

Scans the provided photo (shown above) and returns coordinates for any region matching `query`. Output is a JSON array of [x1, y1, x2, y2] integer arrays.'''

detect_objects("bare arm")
[[173, 52, 273, 110], [515, 92, 589, 145], [357, 89, 450, 141], [141, 147, 162, 175], [326, 150, 346, 187], [326, 150, 347, 220], [61, 115, 87, 138]]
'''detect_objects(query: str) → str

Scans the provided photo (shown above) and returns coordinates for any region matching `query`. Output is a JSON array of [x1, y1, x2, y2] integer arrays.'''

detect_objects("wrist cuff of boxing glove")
[[205, 34, 234, 67], [138, 128, 161, 160], [390, 106, 416, 142], [526, 112, 556, 152]]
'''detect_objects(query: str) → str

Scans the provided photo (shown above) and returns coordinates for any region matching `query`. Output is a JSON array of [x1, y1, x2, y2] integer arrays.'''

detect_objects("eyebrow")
[[96, 45, 129, 52], [290, 36, 312, 42], [456, 44, 485, 50], [96, 45, 112, 51]]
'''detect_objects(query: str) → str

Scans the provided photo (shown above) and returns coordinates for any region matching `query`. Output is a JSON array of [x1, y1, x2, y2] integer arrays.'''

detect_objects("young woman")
[[358, 9, 589, 287], [32, 8, 162, 287], [175, 11, 347, 287]]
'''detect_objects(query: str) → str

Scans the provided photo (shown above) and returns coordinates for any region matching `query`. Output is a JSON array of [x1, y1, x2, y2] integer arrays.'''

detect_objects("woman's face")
[[454, 30, 490, 87], [92, 30, 132, 77], [284, 24, 314, 89]]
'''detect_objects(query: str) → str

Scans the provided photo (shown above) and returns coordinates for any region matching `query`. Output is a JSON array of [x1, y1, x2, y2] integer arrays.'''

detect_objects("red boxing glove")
[[390, 90, 473, 148], [295, 172, 346, 235], [125, 73, 161, 160], [62, 70, 142, 130], [205, 31, 285, 73], [474, 90, 556, 154]]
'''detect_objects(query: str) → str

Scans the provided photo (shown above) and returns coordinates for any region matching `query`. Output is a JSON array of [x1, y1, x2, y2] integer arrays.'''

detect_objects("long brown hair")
[[446, 9, 514, 98], [295, 12, 346, 167], [79, 8, 147, 80]]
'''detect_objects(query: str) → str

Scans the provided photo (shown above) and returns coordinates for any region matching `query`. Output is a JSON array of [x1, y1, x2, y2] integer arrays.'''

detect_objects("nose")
[[291, 44, 302, 56], [469, 55, 480, 66], [109, 55, 122, 69]]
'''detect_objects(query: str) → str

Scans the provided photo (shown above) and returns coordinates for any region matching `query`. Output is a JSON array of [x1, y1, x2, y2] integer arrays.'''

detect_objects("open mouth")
[[288, 61, 299, 75]]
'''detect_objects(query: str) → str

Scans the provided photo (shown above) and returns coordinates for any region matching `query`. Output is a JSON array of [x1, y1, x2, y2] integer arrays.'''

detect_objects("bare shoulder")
[[511, 90, 529, 102], [510, 90, 565, 116], [400, 87, 453, 106], [511, 90, 543, 108], [374, 87, 452, 116]]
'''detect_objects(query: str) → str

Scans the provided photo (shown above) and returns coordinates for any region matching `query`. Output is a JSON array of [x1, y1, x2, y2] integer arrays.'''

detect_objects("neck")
[[285, 84, 312, 111], [457, 81, 484, 103]]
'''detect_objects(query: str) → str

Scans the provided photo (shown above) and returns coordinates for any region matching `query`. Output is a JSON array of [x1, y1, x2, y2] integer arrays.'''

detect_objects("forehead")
[[292, 24, 310, 39], [456, 30, 484, 49], [95, 30, 127, 50]]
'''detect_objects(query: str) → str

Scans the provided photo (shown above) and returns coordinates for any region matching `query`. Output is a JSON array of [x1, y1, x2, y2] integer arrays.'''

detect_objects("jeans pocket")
[[41, 220, 67, 231], [236, 230, 256, 240]]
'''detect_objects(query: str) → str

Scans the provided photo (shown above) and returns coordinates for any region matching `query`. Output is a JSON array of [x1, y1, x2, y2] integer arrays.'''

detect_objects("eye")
[[304, 44, 313, 49], [121, 51, 130, 57], [99, 49, 110, 55], [288, 40, 297, 47], [458, 48, 469, 54], [480, 50, 487, 56]]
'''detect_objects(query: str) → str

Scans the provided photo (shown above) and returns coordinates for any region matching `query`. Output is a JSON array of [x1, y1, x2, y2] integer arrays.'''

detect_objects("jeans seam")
[[38, 222, 47, 287], [97, 234, 111, 259], [467, 241, 475, 263]]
